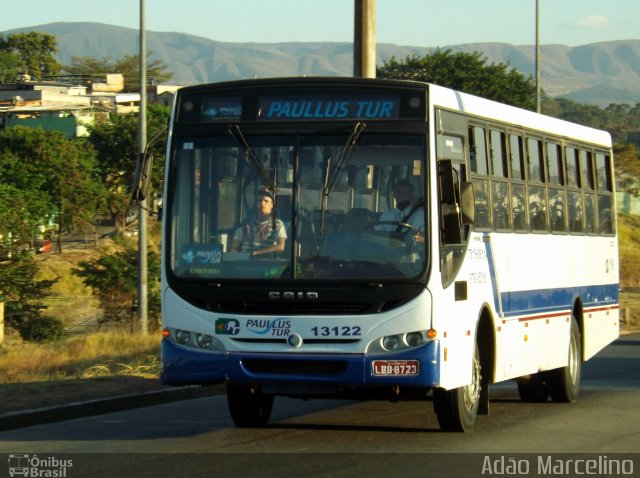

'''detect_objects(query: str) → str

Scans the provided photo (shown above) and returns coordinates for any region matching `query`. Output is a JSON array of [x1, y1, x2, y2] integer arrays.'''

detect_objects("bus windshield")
[[169, 132, 427, 280]]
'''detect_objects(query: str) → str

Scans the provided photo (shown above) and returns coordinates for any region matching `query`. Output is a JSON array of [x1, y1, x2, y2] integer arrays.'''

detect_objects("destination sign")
[[257, 95, 400, 120]]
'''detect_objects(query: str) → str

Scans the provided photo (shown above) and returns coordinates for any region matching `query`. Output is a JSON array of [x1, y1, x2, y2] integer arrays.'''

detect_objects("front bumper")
[[161, 338, 440, 391]]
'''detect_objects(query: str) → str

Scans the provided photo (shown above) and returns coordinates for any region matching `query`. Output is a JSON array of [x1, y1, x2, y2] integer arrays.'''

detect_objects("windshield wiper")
[[319, 122, 366, 235], [324, 121, 366, 195], [228, 124, 274, 192]]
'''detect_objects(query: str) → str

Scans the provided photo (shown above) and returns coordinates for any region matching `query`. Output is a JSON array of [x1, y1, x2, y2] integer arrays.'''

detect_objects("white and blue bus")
[[160, 77, 619, 431]]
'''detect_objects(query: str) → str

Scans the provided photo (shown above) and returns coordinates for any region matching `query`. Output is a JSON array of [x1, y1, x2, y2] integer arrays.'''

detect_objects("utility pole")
[[354, 0, 376, 78], [138, 0, 148, 335], [535, 0, 541, 113]]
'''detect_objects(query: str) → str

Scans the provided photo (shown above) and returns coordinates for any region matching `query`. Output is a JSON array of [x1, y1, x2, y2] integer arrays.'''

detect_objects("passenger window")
[[527, 138, 544, 182], [567, 191, 584, 233], [598, 195, 614, 234], [580, 150, 595, 190], [509, 134, 525, 180], [548, 188, 566, 233], [471, 178, 490, 229], [511, 183, 527, 231], [469, 126, 488, 175], [584, 193, 597, 234], [490, 130, 508, 177], [565, 147, 579, 188], [528, 184, 547, 231], [546, 142, 563, 185], [491, 181, 510, 230], [595, 153, 612, 192]]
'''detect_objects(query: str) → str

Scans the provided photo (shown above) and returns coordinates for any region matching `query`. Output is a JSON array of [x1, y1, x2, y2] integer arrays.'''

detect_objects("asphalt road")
[[1, 334, 638, 478]]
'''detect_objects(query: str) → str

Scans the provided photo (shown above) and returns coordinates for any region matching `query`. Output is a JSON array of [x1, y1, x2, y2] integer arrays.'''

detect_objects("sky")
[[0, 0, 638, 47]]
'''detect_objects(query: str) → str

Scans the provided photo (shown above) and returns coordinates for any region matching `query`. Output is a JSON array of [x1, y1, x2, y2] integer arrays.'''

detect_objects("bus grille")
[[219, 302, 369, 315], [243, 358, 348, 376]]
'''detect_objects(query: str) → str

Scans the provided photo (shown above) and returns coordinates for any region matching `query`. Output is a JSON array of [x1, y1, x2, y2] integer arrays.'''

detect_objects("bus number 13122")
[[311, 326, 362, 337]]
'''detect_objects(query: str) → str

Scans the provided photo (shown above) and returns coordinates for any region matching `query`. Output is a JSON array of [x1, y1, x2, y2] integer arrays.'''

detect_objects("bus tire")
[[547, 317, 582, 403], [434, 342, 481, 432], [517, 374, 549, 402], [226, 384, 274, 428]]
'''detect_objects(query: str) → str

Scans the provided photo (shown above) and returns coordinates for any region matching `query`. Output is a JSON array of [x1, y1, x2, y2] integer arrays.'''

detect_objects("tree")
[[72, 240, 161, 331], [378, 49, 536, 110], [64, 53, 173, 91], [0, 250, 56, 331], [614, 143, 640, 197], [0, 50, 21, 84], [0, 32, 61, 79], [87, 104, 169, 230], [0, 126, 106, 251], [0, 183, 50, 256]]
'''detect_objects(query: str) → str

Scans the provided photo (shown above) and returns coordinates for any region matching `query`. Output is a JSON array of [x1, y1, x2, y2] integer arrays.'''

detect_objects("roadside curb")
[[0, 384, 226, 432]]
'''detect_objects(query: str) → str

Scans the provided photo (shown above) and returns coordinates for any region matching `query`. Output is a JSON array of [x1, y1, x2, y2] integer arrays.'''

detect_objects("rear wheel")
[[517, 374, 550, 402], [434, 342, 482, 432], [226, 384, 274, 427], [547, 317, 582, 403]]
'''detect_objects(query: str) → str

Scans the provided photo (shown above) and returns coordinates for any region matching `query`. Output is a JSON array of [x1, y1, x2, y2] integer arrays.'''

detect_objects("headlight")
[[175, 329, 191, 345], [196, 333, 213, 349], [368, 330, 434, 354], [404, 331, 424, 347], [381, 335, 401, 351]]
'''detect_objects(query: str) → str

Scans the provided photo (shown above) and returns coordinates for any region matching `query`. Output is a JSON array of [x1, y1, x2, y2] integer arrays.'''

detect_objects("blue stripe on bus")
[[501, 284, 619, 319], [482, 235, 502, 314]]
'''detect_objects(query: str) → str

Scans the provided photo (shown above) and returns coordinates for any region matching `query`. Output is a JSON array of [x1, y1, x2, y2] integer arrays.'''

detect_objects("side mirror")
[[132, 153, 154, 202], [438, 160, 475, 244]]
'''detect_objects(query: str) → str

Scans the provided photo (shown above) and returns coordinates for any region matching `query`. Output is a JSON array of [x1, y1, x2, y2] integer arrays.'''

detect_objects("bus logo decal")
[[247, 319, 291, 336], [215, 319, 240, 335]]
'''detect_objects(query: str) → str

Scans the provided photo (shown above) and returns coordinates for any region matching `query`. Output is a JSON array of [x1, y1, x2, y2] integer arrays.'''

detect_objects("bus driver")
[[378, 179, 425, 243], [230, 188, 287, 256]]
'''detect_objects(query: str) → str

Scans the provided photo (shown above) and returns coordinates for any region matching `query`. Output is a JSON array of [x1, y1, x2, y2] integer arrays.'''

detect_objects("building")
[[0, 74, 180, 138]]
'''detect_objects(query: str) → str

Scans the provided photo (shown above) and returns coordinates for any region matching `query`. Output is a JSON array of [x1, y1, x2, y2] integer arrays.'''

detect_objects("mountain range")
[[4, 22, 640, 107]]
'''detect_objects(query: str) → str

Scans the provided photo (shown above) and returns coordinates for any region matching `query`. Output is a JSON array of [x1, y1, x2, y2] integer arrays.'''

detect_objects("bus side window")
[[595, 153, 612, 192], [528, 184, 547, 232], [595, 153, 614, 235], [472, 179, 490, 229], [509, 134, 525, 180], [546, 142, 563, 185], [492, 181, 510, 230], [548, 188, 566, 233], [527, 138, 544, 182], [565, 147, 579, 187], [580, 150, 595, 190], [565, 147, 583, 233], [567, 191, 584, 233], [469, 126, 488, 175], [584, 193, 597, 234], [490, 130, 508, 177]]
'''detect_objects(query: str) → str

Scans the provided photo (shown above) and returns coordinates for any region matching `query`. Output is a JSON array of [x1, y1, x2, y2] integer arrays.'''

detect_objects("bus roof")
[[429, 83, 612, 148]]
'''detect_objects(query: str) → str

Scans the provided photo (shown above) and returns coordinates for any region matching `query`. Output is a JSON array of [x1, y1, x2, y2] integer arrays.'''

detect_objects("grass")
[[0, 332, 160, 383]]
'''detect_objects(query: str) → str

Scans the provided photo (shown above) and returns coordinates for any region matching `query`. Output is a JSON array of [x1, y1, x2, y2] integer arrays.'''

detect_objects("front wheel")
[[547, 317, 582, 403], [434, 343, 482, 432], [226, 384, 274, 428]]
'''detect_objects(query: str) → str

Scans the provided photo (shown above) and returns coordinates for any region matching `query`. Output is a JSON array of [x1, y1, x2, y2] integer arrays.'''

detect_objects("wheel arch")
[[571, 295, 585, 360], [476, 303, 496, 383]]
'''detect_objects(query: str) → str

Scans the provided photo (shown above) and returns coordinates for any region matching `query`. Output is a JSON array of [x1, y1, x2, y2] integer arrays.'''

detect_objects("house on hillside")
[[0, 74, 180, 137]]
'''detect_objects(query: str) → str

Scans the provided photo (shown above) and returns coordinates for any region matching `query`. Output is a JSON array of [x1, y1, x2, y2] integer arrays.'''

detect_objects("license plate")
[[372, 360, 420, 376]]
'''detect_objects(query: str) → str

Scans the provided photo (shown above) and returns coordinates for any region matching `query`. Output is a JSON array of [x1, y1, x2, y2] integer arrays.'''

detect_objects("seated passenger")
[[230, 189, 287, 257], [377, 179, 425, 242]]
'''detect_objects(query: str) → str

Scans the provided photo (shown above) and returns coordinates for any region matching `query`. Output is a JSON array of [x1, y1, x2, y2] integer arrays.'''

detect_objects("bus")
[[159, 77, 619, 431]]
